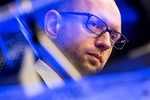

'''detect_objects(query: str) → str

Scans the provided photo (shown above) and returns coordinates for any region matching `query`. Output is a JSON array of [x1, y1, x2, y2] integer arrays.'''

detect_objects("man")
[[0, 0, 128, 98], [19, 0, 128, 90], [44, 0, 128, 76]]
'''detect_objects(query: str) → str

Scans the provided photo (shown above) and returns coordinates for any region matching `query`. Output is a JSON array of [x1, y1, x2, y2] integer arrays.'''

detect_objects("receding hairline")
[[49, 0, 116, 12], [49, 0, 79, 12], [49, 0, 115, 12]]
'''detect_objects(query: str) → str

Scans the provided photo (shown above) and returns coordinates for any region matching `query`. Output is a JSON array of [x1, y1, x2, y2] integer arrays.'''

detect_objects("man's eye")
[[89, 21, 98, 28], [88, 21, 101, 30], [110, 34, 117, 42]]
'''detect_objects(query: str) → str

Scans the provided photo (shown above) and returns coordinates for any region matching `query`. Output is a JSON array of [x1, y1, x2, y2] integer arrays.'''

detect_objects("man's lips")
[[86, 53, 102, 63]]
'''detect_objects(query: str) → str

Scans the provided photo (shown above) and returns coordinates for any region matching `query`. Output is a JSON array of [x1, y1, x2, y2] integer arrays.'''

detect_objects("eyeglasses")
[[59, 12, 129, 50]]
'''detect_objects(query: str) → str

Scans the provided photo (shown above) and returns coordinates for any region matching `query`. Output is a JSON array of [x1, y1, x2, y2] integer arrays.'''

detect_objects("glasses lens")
[[111, 31, 127, 49], [87, 15, 107, 35]]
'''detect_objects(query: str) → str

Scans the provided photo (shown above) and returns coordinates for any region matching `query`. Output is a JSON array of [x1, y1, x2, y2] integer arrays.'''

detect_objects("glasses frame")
[[59, 12, 129, 50]]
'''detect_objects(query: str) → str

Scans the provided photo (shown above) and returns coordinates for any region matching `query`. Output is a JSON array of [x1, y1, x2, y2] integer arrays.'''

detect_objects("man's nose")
[[95, 32, 112, 50]]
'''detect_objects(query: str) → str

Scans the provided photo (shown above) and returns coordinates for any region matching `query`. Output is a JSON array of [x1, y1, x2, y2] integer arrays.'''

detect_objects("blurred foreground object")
[[0, 68, 150, 100], [0, 0, 81, 91]]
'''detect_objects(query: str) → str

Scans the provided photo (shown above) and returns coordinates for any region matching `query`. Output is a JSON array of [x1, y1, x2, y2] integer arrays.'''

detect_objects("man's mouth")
[[86, 52, 102, 63]]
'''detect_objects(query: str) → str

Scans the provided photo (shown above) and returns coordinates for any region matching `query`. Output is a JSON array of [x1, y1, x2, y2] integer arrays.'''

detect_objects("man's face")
[[50, 0, 121, 75]]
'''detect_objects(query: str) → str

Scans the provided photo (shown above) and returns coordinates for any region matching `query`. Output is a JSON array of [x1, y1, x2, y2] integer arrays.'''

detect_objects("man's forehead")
[[59, 0, 116, 13], [74, 0, 116, 11], [73, 0, 120, 20], [60, 0, 121, 31]]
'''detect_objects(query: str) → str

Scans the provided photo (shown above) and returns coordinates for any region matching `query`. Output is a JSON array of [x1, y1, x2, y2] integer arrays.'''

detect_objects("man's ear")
[[45, 10, 61, 39]]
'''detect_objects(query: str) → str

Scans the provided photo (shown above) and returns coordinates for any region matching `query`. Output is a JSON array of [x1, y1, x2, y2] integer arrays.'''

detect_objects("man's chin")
[[79, 63, 103, 76]]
